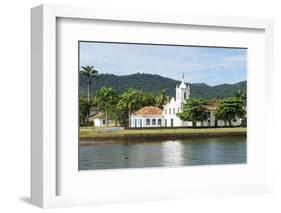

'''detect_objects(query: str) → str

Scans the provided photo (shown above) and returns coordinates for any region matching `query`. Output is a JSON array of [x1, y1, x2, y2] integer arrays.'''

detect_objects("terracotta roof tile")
[[92, 111, 105, 119], [133, 106, 163, 116]]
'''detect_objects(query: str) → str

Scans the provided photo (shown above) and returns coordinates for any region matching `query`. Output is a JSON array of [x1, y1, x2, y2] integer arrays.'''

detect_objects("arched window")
[[146, 119, 150, 125], [152, 119, 156, 125], [158, 119, 161, 126], [184, 92, 187, 99]]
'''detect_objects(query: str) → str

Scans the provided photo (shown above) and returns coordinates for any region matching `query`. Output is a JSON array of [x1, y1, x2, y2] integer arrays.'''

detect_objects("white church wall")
[[94, 118, 105, 127], [131, 116, 164, 128]]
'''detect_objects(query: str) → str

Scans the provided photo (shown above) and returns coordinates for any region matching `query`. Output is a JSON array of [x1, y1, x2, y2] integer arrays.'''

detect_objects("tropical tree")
[[79, 96, 92, 126], [177, 98, 208, 127], [215, 96, 246, 126], [234, 88, 247, 104], [94, 87, 118, 126], [117, 89, 148, 127], [80, 65, 99, 103], [138, 90, 156, 107], [114, 107, 129, 127], [155, 89, 169, 109]]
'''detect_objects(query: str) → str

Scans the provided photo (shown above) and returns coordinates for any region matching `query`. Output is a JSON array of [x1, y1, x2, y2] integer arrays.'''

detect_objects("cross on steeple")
[[182, 72, 184, 81]]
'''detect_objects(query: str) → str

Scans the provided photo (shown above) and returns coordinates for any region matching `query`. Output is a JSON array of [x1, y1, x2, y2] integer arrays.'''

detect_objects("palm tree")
[[94, 87, 118, 126], [234, 88, 247, 104], [155, 89, 169, 109], [80, 65, 99, 103], [117, 89, 140, 127]]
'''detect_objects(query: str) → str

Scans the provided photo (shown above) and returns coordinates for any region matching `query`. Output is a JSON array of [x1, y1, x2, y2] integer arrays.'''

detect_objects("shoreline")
[[80, 127, 247, 142]]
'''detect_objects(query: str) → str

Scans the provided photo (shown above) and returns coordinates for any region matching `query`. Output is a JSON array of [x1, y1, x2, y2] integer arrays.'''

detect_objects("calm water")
[[79, 136, 246, 170]]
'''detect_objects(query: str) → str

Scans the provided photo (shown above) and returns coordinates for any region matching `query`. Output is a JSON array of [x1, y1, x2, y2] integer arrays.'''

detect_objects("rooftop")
[[179, 81, 187, 89], [132, 106, 163, 116], [92, 111, 105, 119]]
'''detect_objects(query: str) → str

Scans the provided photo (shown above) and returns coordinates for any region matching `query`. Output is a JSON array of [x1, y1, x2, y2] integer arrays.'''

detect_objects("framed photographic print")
[[78, 41, 248, 171], [31, 4, 274, 208]]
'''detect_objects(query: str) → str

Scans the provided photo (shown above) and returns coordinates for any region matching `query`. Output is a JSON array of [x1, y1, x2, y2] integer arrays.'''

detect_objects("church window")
[[184, 92, 187, 99], [169, 108, 171, 114], [146, 119, 150, 125], [158, 119, 161, 126], [152, 119, 156, 125], [165, 108, 167, 114], [177, 108, 180, 113], [173, 108, 175, 114]]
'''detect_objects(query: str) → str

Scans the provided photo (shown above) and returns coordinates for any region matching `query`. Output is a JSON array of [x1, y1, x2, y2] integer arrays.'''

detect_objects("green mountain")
[[79, 73, 246, 100]]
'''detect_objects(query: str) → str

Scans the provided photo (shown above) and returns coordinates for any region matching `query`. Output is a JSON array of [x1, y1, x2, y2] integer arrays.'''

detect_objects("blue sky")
[[79, 42, 247, 86]]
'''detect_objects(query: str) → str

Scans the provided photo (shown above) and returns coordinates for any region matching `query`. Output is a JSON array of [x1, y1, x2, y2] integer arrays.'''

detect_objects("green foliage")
[[155, 89, 169, 109], [80, 65, 99, 79], [115, 108, 129, 127], [79, 73, 246, 99], [177, 98, 209, 126], [94, 87, 118, 126], [117, 89, 155, 127], [79, 96, 93, 126], [234, 88, 247, 105], [215, 96, 246, 126], [117, 89, 152, 112], [80, 65, 99, 102]]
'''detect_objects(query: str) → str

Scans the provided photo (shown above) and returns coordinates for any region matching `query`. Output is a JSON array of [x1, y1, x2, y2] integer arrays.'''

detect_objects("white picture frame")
[[31, 4, 274, 208]]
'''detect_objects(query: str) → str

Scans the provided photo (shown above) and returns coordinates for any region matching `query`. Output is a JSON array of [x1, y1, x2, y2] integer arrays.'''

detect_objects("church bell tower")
[[176, 73, 190, 103]]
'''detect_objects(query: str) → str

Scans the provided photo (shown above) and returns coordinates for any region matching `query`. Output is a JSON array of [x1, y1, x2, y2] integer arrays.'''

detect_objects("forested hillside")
[[79, 73, 246, 99]]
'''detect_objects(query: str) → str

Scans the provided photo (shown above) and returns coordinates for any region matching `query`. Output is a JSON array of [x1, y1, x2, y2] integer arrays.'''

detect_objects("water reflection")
[[161, 141, 184, 167], [79, 136, 246, 170]]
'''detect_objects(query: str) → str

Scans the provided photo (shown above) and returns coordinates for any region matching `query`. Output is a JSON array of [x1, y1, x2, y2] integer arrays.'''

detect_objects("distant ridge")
[[79, 73, 246, 99]]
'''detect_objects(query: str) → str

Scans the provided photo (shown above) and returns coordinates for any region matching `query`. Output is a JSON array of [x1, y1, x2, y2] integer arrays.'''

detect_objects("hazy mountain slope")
[[79, 73, 246, 99]]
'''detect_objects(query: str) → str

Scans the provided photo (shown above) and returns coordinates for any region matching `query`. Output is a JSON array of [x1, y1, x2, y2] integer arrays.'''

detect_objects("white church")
[[130, 75, 242, 128]]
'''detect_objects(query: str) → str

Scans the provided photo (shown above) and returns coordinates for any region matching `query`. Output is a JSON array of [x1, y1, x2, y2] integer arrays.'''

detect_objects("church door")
[[171, 119, 174, 127]]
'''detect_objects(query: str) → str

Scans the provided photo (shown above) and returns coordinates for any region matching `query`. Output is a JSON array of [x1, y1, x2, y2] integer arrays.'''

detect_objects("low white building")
[[90, 111, 106, 127], [130, 106, 163, 128], [90, 111, 118, 127], [130, 75, 242, 128]]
